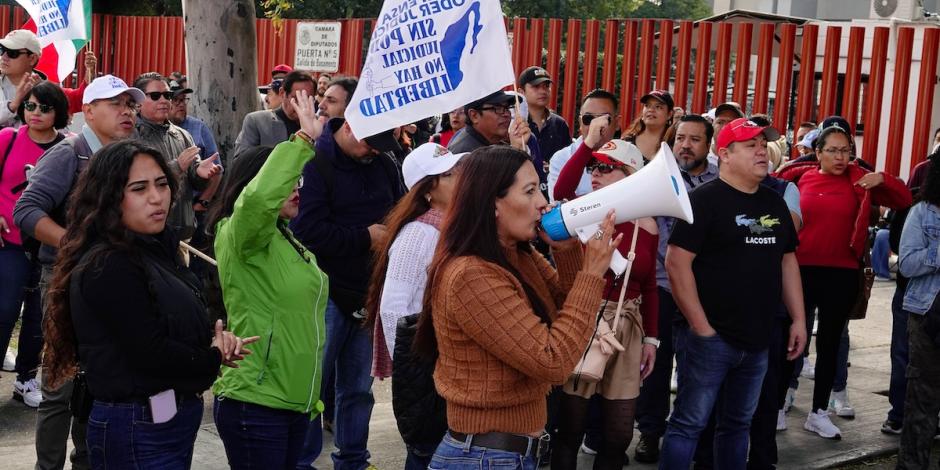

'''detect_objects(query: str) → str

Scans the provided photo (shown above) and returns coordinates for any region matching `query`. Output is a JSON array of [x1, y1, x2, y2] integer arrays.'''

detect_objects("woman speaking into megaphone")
[[550, 113, 661, 470]]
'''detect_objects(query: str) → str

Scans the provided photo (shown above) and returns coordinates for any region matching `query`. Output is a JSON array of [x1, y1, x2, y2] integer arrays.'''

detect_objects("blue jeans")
[[660, 326, 768, 470], [888, 285, 909, 424], [297, 299, 374, 470], [214, 396, 309, 469], [872, 229, 892, 279], [86, 395, 203, 469], [429, 432, 538, 470], [0, 244, 43, 382]]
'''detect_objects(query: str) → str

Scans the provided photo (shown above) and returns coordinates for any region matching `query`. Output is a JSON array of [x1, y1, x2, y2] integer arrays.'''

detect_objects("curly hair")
[[42, 141, 177, 389]]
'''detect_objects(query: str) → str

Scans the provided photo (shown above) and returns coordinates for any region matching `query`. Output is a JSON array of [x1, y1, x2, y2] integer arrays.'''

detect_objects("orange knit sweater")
[[431, 245, 606, 435]]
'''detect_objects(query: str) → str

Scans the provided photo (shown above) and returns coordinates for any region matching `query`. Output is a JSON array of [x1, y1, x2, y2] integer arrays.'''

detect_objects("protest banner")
[[345, 0, 515, 139], [17, 0, 91, 83]]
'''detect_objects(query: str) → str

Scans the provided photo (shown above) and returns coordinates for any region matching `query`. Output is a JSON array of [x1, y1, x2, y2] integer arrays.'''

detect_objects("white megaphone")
[[541, 142, 694, 269]]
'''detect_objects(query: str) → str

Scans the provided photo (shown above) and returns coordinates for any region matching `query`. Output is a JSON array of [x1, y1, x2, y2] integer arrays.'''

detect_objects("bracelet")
[[293, 130, 315, 147], [642, 337, 661, 348]]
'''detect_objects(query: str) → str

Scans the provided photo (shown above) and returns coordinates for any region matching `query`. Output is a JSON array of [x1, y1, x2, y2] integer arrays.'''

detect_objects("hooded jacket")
[[212, 139, 329, 417]]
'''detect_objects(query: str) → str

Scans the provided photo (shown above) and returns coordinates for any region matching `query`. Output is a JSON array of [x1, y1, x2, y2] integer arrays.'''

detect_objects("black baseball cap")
[[168, 80, 193, 98], [464, 90, 517, 113], [640, 89, 675, 109], [715, 102, 745, 119], [518, 66, 552, 87]]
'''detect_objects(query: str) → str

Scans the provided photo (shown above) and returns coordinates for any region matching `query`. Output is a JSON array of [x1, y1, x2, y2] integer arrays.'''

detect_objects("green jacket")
[[212, 139, 328, 417]]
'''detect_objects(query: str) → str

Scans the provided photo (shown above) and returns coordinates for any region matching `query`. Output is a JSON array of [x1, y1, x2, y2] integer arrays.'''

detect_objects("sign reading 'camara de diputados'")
[[295, 22, 341, 72], [345, 0, 515, 140]]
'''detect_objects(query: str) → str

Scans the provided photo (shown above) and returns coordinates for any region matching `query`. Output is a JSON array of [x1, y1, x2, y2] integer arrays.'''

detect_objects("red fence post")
[[732, 22, 753, 109], [691, 21, 712, 114], [674, 21, 693, 111], [656, 20, 674, 91], [772, 23, 797, 131], [818, 25, 842, 120], [794, 24, 819, 133], [602, 19, 619, 92], [910, 28, 940, 170], [713, 22, 733, 106], [620, 21, 639, 131], [528, 18, 544, 68], [884, 27, 915, 176], [561, 19, 582, 132], [512, 17, 526, 72], [841, 27, 865, 134], [861, 27, 890, 167], [349, 19, 365, 76], [546, 19, 563, 110], [636, 19, 656, 115], [752, 23, 775, 114], [0, 6, 10, 36], [582, 19, 601, 94]]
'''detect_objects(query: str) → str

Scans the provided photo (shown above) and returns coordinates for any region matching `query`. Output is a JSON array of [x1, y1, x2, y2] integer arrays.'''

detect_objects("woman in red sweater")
[[413, 146, 620, 470], [551, 114, 659, 470], [776, 125, 911, 439]]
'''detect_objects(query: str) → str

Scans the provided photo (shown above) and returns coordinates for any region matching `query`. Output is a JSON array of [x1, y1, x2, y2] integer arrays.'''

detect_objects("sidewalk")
[[0, 281, 902, 469]]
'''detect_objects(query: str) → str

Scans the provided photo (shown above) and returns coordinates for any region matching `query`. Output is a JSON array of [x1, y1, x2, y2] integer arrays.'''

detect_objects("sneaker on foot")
[[784, 387, 796, 413], [804, 410, 842, 439], [776, 409, 787, 431], [800, 358, 815, 379], [881, 419, 902, 435], [580, 442, 597, 455], [634, 434, 660, 463], [829, 390, 855, 419], [13, 378, 42, 408], [2, 349, 15, 372]]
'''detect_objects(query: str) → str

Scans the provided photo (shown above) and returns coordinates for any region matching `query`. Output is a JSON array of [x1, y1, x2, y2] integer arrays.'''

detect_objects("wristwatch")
[[642, 337, 661, 349]]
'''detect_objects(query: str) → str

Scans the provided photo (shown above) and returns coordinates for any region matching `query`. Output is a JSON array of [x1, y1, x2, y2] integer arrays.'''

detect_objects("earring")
[[426, 194, 432, 203]]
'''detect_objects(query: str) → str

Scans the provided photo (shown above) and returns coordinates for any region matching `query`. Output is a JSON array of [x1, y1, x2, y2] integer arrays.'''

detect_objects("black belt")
[[449, 430, 551, 459]]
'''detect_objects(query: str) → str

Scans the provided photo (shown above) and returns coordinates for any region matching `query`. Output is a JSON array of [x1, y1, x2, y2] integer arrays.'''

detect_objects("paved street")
[[0, 280, 910, 469]]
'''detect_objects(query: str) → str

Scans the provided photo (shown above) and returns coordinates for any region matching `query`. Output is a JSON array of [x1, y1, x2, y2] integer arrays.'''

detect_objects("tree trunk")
[[182, 0, 257, 162]]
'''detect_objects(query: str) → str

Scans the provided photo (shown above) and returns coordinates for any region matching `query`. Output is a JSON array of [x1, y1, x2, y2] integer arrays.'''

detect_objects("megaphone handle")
[[612, 221, 641, 334]]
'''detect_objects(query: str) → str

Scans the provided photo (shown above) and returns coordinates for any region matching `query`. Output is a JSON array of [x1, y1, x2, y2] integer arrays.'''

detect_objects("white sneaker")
[[580, 441, 597, 455], [804, 410, 842, 439], [776, 409, 787, 431], [829, 389, 856, 419], [800, 358, 815, 379], [2, 349, 15, 372], [13, 378, 42, 408], [784, 387, 796, 413]]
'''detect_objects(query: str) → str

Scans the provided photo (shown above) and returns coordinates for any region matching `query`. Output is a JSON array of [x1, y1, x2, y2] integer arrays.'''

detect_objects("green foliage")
[[501, 0, 644, 19], [256, 0, 385, 19], [631, 0, 713, 19]]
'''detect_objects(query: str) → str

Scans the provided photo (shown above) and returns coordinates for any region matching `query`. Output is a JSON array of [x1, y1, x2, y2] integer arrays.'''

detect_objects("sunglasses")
[[581, 113, 610, 126], [585, 161, 626, 174], [0, 46, 31, 59], [23, 101, 53, 113], [145, 91, 174, 101]]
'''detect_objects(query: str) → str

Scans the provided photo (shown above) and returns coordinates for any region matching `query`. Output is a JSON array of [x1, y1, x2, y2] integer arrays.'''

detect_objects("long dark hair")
[[364, 175, 439, 330], [205, 145, 275, 237], [43, 141, 177, 389], [412, 146, 549, 359], [921, 152, 940, 207]]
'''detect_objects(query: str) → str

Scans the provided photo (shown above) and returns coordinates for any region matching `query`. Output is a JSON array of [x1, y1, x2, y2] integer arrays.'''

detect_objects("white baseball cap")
[[0, 30, 41, 56], [82, 75, 146, 105], [402, 143, 466, 190], [592, 139, 644, 171]]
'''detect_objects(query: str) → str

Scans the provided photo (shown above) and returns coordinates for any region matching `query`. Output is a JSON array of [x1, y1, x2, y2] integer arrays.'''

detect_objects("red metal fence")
[[1, 5, 938, 176]]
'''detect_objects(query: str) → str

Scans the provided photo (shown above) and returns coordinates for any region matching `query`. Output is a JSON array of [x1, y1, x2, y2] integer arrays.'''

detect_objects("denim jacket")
[[899, 201, 940, 314]]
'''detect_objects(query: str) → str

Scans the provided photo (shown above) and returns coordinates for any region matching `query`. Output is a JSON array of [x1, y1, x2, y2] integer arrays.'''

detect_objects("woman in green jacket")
[[207, 90, 328, 469]]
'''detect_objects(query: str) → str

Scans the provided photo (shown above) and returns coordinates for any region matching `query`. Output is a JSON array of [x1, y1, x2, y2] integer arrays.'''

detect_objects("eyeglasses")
[[103, 97, 140, 112], [479, 105, 511, 115], [295, 175, 304, 190], [145, 91, 174, 101], [581, 113, 610, 126], [172, 96, 190, 105], [585, 161, 627, 174], [822, 147, 852, 156], [0, 46, 31, 59], [23, 101, 53, 114]]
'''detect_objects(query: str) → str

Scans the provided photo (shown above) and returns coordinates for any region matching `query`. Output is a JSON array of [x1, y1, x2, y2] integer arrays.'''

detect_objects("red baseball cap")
[[715, 118, 781, 150], [272, 64, 293, 76]]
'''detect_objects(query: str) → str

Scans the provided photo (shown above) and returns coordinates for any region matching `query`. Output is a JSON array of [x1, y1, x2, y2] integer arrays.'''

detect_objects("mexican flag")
[[17, 0, 92, 83]]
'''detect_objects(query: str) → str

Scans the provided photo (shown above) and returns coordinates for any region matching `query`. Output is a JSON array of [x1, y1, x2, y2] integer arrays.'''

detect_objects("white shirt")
[[547, 136, 591, 202]]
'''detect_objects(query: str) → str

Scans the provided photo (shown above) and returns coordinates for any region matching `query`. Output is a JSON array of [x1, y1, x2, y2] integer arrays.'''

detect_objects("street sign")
[[295, 22, 341, 72]]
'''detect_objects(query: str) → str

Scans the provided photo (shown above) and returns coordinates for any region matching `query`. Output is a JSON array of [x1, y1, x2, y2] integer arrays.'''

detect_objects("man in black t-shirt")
[[659, 118, 807, 469]]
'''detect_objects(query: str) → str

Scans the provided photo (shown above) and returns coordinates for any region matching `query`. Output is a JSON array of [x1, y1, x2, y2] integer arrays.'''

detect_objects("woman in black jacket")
[[42, 141, 255, 470]]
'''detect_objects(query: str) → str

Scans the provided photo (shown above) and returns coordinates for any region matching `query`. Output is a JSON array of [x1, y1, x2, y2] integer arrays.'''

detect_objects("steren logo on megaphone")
[[541, 143, 694, 241]]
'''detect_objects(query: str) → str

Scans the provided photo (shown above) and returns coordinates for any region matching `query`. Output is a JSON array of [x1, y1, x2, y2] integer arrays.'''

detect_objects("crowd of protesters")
[[1, 23, 939, 470]]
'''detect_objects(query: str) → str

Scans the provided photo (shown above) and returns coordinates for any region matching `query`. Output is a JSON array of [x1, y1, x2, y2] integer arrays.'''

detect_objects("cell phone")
[[148, 389, 177, 424]]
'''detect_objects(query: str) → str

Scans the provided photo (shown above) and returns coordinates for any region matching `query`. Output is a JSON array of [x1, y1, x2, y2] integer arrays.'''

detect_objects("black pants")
[[635, 287, 679, 438], [747, 317, 796, 469], [800, 266, 859, 412], [897, 313, 940, 469]]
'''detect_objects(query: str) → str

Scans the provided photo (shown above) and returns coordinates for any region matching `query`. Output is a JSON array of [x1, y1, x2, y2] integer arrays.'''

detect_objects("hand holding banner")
[[345, 0, 515, 140]]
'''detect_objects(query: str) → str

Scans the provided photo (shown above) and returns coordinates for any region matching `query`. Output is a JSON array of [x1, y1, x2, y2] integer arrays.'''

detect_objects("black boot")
[[634, 434, 660, 463]]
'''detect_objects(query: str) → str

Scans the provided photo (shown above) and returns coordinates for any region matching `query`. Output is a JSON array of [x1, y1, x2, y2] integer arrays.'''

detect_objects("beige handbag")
[[570, 222, 640, 384]]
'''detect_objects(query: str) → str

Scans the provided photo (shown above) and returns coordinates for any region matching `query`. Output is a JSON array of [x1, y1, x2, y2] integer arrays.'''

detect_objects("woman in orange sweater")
[[412, 146, 620, 469]]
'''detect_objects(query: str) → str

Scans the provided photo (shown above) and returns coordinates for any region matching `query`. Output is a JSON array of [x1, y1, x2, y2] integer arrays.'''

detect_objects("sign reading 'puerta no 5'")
[[294, 22, 342, 73]]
